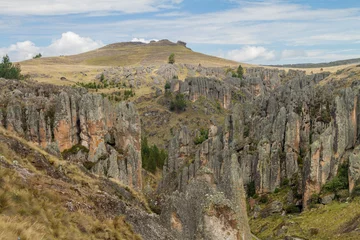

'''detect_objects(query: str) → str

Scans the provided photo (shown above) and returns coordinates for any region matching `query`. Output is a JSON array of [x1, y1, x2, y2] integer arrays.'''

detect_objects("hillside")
[[267, 57, 360, 68], [21, 40, 240, 67]]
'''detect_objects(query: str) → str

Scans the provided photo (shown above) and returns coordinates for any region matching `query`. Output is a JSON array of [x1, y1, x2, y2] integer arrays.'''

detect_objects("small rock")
[[321, 193, 335, 205]]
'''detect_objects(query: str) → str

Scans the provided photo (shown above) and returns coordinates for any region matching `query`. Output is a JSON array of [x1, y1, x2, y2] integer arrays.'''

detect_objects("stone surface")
[[0, 79, 142, 189]]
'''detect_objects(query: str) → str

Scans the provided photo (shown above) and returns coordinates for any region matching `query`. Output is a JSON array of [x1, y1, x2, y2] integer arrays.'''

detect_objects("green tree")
[[33, 53, 42, 59], [0, 55, 22, 80], [164, 82, 171, 90], [168, 53, 175, 64], [170, 94, 187, 112], [100, 73, 105, 82], [141, 137, 167, 173], [237, 65, 244, 79]]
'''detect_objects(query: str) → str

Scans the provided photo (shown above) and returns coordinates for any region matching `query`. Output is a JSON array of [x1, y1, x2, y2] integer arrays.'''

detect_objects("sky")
[[0, 0, 360, 64]]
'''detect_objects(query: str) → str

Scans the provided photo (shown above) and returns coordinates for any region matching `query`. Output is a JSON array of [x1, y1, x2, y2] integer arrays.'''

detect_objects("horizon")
[[1, 0, 360, 64]]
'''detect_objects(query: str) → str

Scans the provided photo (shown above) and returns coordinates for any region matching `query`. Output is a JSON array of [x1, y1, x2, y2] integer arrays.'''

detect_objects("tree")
[[141, 137, 167, 173], [237, 65, 244, 79], [0, 55, 22, 80], [168, 53, 175, 64], [33, 53, 42, 59], [170, 94, 187, 112]]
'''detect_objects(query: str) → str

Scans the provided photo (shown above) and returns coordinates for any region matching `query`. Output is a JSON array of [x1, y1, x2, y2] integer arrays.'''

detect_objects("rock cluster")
[[164, 66, 360, 211], [170, 77, 232, 109], [160, 121, 251, 239], [0, 79, 142, 189]]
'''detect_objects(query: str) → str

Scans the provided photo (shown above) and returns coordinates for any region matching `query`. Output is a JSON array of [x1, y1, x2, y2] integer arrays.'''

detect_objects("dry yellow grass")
[[0, 127, 144, 240]]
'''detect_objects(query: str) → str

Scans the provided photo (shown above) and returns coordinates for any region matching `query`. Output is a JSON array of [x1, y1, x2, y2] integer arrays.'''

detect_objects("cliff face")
[[0, 79, 142, 189], [170, 77, 232, 109], [228, 68, 360, 207], [164, 67, 360, 210], [160, 122, 251, 239]]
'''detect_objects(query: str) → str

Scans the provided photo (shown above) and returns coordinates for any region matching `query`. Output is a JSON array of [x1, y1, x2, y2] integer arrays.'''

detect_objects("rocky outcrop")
[[0, 79, 142, 189], [164, 67, 360, 212], [170, 77, 232, 109], [160, 121, 251, 239]]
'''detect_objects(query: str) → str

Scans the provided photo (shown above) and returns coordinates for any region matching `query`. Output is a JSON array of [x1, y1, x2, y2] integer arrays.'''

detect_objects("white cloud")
[[131, 38, 159, 43], [226, 46, 276, 62], [0, 0, 183, 15], [45, 32, 104, 56], [0, 32, 104, 61], [0, 41, 40, 61]]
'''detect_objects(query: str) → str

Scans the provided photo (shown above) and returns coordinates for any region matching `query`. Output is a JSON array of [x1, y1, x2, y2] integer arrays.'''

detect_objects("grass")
[[0, 127, 145, 239], [250, 193, 360, 240]]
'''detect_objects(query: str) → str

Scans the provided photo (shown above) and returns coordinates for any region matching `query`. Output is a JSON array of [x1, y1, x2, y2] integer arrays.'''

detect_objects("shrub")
[[247, 181, 256, 198], [194, 128, 209, 145], [170, 94, 187, 112], [0, 55, 22, 80], [281, 178, 290, 187], [33, 53, 42, 59], [259, 195, 269, 204], [168, 53, 175, 64], [62, 144, 89, 159], [243, 124, 250, 138], [285, 204, 301, 214], [164, 82, 171, 90], [237, 65, 244, 79], [323, 162, 349, 193], [274, 188, 280, 194], [100, 73, 105, 82], [141, 137, 167, 173]]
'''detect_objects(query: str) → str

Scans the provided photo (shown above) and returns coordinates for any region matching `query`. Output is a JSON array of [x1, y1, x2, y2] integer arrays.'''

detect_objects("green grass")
[[250, 196, 360, 240]]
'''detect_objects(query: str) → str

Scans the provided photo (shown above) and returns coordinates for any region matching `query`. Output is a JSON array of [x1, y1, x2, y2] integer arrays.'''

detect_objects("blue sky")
[[1, 0, 360, 64]]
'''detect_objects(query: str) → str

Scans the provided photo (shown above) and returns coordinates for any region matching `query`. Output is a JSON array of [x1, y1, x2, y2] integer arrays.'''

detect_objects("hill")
[[21, 40, 240, 67], [266, 57, 360, 68]]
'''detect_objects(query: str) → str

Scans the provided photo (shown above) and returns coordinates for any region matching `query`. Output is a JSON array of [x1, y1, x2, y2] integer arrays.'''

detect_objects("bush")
[[0, 55, 22, 80], [259, 195, 269, 204], [281, 178, 290, 187], [237, 65, 244, 79], [323, 162, 349, 193], [33, 53, 42, 59], [100, 73, 105, 82], [194, 129, 209, 145], [285, 204, 301, 214], [274, 188, 280, 194], [168, 53, 175, 64], [164, 82, 171, 90], [170, 94, 187, 112], [141, 137, 167, 174], [62, 144, 89, 159], [247, 181, 256, 198]]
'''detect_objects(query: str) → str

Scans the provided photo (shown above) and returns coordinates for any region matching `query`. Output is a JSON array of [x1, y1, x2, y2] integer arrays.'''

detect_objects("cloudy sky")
[[0, 0, 360, 64]]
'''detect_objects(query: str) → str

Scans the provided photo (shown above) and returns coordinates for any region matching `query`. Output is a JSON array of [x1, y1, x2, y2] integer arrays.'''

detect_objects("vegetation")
[[100, 73, 105, 82], [285, 204, 301, 214], [236, 65, 244, 79], [33, 53, 42, 59], [170, 93, 187, 112], [0, 129, 143, 240], [259, 195, 269, 204], [141, 137, 167, 174], [0, 55, 22, 80], [168, 53, 175, 64], [62, 144, 89, 159], [247, 181, 256, 198], [194, 128, 209, 145], [322, 162, 349, 193], [164, 82, 171, 90]]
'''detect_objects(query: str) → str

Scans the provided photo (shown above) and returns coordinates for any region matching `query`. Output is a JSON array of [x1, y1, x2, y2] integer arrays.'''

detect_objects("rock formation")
[[0, 79, 142, 189], [164, 66, 360, 211], [160, 121, 251, 239], [170, 77, 233, 109]]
